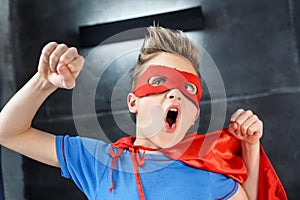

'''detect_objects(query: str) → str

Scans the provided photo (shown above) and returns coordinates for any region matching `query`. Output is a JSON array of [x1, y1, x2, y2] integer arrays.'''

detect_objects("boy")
[[0, 26, 286, 199]]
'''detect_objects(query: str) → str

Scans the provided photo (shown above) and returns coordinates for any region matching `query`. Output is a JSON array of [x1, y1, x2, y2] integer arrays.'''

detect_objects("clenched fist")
[[38, 42, 84, 89], [228, 109, 263, 145]]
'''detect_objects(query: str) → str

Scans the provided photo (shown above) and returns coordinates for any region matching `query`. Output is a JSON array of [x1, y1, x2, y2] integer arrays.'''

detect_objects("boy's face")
[[128, 52, 200, 149]]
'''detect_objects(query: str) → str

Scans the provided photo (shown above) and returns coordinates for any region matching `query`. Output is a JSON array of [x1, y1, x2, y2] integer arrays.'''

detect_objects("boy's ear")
[[194, 109, 200, 121], [195, 108, 200, 120], [190, 109, 200, 128], [127, 93, 138, 113]]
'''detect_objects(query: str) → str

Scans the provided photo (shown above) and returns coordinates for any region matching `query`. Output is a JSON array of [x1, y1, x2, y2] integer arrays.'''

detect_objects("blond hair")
[[131, 26, 200, 90]]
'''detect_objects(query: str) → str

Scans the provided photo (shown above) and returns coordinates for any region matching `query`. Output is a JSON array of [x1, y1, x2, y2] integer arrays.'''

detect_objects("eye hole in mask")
[[148, 76, 198, 95], [185, 82, 198, 95], [148, 76, 167, 86]]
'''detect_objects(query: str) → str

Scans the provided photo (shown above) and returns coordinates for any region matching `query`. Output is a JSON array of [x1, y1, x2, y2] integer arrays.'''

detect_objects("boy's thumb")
[[228, 122, 237, 133]]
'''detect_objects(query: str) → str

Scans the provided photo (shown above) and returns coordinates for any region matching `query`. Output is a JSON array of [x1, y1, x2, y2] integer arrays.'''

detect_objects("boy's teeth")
[[170, 108, 178, 112]]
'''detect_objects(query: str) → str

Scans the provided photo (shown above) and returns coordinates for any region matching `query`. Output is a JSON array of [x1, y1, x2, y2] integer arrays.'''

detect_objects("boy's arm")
[[0, 42, 84, 167], [228, 109, 263, 200]]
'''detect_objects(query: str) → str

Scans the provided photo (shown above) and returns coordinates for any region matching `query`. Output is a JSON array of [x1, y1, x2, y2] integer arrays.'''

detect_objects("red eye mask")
[[133, 65, 202, 108]]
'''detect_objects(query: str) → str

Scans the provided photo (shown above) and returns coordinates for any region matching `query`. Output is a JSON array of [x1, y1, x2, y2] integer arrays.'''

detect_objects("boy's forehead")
[[142, 52, 198, 76]]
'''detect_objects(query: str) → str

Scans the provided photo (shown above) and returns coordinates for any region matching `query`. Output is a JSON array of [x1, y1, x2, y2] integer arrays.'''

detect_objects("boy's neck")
[[133, 138, 163, 154], [133, 138, 157, 148]]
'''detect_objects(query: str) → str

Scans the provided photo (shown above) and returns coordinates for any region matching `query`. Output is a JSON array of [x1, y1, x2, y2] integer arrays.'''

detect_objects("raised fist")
[[38, 42, 84, 89], [228, 109, 263, 145]]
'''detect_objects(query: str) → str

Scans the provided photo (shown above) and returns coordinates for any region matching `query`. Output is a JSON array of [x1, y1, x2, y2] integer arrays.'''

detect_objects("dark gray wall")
[[0, 0, 24, 199], [1, 0, 299, 199]]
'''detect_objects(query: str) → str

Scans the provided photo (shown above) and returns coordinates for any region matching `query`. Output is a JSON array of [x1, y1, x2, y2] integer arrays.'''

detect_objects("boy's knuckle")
[[237, 108, 244, 112], [235, 119, 242, 125], [58, 43, 67, 49], [259, 120, 263, 126], [69, 47, 78, 53], [246, 110, 253, 115], [50, 53, 59, 61]]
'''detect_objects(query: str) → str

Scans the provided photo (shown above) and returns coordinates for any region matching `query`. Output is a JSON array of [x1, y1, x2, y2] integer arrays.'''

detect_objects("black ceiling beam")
[[79, 6, 205, 48]]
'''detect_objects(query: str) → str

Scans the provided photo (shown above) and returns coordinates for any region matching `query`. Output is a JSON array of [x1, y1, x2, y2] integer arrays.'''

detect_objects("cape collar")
[[108, 129, 247, 200]]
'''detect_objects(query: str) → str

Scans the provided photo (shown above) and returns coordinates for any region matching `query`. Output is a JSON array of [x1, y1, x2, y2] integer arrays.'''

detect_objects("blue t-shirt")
[[56, 136, 238, 200]]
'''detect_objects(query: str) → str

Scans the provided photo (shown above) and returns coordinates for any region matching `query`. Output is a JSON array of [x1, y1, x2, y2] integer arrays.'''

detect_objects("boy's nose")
[[166, 89, 182, 101]]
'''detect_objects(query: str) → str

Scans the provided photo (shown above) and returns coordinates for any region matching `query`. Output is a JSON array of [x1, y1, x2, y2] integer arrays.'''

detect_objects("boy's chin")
[[159, 132, 188, 148]]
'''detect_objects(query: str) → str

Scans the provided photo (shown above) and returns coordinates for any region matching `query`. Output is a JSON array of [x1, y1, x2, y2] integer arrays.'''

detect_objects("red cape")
[[111, 129, 287, 199]]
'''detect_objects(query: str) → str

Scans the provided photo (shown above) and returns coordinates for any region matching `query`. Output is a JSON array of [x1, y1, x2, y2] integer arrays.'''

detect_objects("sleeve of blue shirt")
[[56, 135, 111, 199], [209, 171, 239, 199]]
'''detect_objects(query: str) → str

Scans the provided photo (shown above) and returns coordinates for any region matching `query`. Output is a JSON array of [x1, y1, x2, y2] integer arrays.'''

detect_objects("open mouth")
[[165, 107, 179, 132]]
